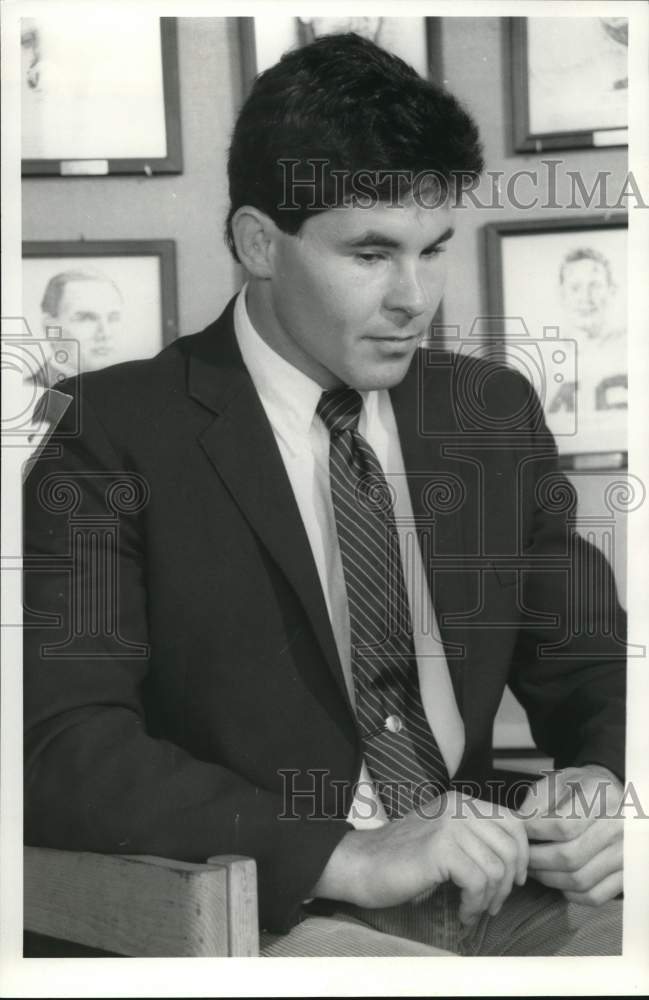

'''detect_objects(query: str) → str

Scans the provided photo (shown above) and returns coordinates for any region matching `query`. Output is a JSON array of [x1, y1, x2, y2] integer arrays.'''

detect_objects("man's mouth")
[[366, 331, 423, 344]]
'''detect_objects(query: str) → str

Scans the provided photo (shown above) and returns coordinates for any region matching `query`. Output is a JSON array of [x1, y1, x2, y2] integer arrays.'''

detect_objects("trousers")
[[260, 879, 622, 957]]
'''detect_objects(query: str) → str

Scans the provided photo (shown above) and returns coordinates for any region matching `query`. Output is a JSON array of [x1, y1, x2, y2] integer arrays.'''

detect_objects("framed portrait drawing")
[[21, 16, 182, 175], [238, 16, 442, 92], [21, 240, 178, 390], [510, 17, 628, 151], [484, 215, 627, 470]]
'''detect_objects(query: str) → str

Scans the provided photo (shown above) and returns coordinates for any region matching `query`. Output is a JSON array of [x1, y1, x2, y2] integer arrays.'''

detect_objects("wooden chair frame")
[[24, 848, 259, 957]]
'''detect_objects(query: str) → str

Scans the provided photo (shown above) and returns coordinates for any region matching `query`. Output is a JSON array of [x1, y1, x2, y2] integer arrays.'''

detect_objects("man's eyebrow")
[[428, 226, 455, 247], [344, 231, 401, 249], [343, 226, 455, 251]]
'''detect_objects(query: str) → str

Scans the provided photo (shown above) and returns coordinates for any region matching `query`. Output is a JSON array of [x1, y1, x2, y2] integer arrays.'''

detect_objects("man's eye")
[[355, 252, 385, 264], [423, 246, 446, 258]]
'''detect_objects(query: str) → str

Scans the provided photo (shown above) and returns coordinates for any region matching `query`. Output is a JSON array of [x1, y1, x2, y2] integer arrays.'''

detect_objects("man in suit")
[[24, 33, 626, 956]]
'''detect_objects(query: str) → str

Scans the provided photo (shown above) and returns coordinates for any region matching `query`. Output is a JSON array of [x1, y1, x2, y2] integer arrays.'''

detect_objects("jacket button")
[[385, 715, 403, 733]]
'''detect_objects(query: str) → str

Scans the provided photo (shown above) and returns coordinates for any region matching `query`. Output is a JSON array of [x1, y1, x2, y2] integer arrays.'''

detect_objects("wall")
[[22, 17, 241, 338]]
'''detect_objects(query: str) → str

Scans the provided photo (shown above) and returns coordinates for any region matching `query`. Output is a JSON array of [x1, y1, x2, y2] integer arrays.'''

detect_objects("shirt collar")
[[233, 283, 377, 452]]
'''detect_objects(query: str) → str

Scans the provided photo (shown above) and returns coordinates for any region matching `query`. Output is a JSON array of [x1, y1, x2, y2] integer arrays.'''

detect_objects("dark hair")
[[226, 32, 483, 260], [41, 269, 122, 317], [559, 247, 613, 286]]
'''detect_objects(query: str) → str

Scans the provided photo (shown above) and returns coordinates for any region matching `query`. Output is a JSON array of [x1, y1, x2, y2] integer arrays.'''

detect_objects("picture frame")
[[238, 16, 443, 94], [509, 17, 628, 152], [21, 240, 178, 389], [21, 16, 182, 176], [483, 214, 628, 471]]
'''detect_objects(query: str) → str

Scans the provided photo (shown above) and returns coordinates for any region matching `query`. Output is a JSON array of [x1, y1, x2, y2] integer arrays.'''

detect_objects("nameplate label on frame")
[[60, 160, 109, 176], [592, 129, 628, 147], [571, 452, 626, 471]]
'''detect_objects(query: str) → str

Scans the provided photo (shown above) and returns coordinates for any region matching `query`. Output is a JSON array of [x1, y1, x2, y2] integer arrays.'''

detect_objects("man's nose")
[[384, 263, 429, 318], [93, 319, 109, 340]]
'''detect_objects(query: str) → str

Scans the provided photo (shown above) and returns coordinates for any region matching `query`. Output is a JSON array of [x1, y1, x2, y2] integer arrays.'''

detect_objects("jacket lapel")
[[186, 301, 351, 709], [186, 308, 477, 728]]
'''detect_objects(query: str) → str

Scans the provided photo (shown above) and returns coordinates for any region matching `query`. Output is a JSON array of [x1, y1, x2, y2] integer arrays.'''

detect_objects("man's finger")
[[522, 807, 596, 844], [519, 768, 621, 843], [498, 809, 530, 887], [564, 869, 623, 907], [467, 816, 526, 910], [528, 817, 621, 872], [465, 799, 529, 888], [472, 822, 515, 916], [448, 838, 490, 926], [517, 772, 566, 819], [530, 839, 623, 893], [454, 828, 507, 923]]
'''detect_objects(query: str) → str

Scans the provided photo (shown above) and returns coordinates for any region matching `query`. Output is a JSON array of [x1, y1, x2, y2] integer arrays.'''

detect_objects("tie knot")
[[317, 388, 363, 436]]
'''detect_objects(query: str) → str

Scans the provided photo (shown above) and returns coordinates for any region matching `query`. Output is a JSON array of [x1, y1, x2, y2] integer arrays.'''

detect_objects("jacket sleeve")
[[505, 373, 627, 782], [23, 383, 351, 934]]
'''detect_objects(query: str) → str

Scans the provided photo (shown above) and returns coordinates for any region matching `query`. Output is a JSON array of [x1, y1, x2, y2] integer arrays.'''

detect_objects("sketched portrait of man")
[[21, 17, 50, 156], [548, 247, 627, 420], [32, 269, 125, 387], [21, 18, 42, 93], [599, 16, 628, 90], [527, 16, 627, 134]]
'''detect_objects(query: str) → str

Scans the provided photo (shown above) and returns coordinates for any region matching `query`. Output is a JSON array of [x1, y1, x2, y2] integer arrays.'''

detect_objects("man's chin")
[[348, 356, 416, 392]]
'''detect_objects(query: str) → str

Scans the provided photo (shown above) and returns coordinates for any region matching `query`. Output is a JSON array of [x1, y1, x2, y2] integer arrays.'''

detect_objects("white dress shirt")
[[234, 286, 465, 828]]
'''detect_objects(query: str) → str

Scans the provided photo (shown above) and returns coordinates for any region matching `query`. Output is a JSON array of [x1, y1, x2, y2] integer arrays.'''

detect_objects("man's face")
[[261, 199, 454, 391], [47, 278, 123, 373], [561, 259, 611, 325]]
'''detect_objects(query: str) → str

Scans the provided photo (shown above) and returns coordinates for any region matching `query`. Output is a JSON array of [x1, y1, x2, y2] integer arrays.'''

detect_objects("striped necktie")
[[317, 387, 449, 818]]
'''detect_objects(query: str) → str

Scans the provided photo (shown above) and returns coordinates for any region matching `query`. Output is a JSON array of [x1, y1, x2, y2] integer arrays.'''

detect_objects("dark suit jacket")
[[23, 297, 626, 933]]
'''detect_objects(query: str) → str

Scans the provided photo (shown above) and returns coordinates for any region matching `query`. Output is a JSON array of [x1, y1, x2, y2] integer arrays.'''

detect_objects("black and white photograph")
[[2, 3, 648, 998]]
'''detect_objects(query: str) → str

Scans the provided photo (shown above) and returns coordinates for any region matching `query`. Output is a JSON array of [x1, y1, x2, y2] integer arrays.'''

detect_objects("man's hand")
[[518, 765, 623, 906], [312, 791, 529, 925]]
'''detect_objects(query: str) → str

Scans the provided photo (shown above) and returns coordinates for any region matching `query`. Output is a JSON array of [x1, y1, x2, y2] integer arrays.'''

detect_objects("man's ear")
[[231, 207, 278, 278]]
